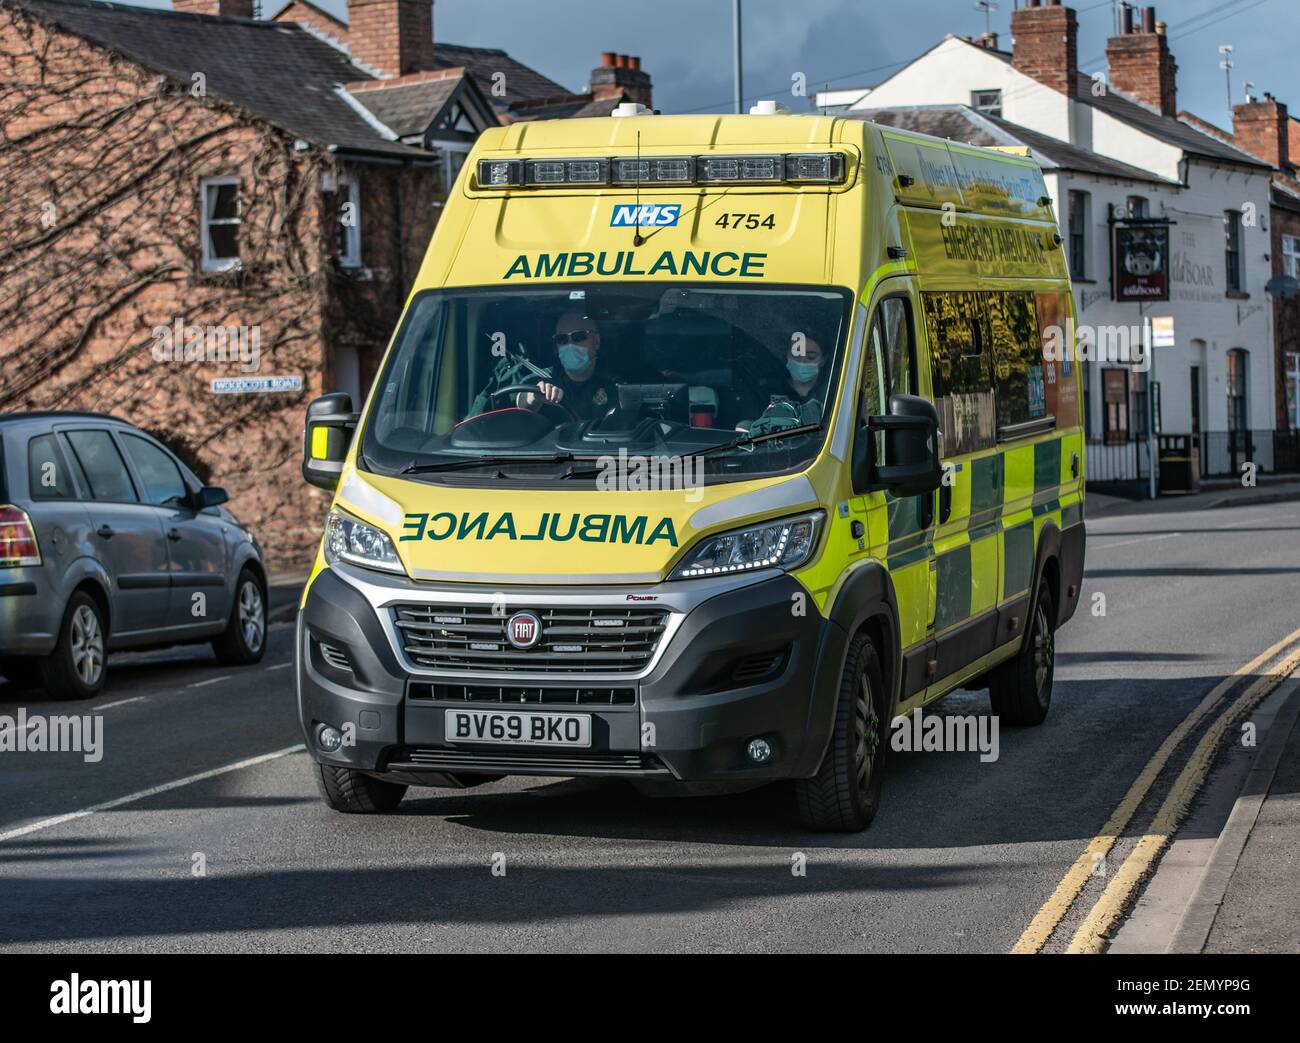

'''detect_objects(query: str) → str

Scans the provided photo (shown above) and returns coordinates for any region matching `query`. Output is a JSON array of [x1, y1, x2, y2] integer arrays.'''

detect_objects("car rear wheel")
[[795, 633, 888, 832], [314, 763, 408, 813], [988, 579, 1055, 726], [212, 568, 266, 665], [38, 591, 107, 700]]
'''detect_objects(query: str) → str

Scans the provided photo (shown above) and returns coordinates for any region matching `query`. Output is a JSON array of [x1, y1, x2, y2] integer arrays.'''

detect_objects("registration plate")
[[444, 709, 592, 747]]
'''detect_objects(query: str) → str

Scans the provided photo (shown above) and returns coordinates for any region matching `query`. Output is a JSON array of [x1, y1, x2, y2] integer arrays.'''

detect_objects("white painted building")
[[838, 4, 1276, 487]]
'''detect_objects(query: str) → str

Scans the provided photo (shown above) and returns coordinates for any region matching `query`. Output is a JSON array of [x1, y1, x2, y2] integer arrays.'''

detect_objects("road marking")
[[266, 662, 293, 671], [0, 744, 305, 843], [1088, 532, 1182, 551], [1067, 642, 1300, 953], [97, 696, 147, 710], [1011, 624, 1300, 954], [186, 676, 231, 688]]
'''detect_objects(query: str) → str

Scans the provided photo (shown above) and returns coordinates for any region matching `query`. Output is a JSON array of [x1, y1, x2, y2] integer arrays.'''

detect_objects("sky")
[[130, 0, 1295, 129]]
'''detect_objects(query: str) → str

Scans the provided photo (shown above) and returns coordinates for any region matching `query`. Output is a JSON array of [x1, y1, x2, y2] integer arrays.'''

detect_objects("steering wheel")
[[490, 383, 581, 422]]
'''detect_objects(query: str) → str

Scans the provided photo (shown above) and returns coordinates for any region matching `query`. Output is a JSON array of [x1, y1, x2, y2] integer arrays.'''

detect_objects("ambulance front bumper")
[[296, 562, 847, 786]]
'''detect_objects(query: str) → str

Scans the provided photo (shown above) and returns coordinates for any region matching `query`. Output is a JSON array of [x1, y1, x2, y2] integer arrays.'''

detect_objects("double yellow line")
[[1012, 625, 1300, 954]]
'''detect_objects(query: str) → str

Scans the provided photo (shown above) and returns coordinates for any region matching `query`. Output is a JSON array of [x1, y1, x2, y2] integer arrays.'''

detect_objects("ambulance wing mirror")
[[303, 392, 359, 490], [864, 394, 942, 497]]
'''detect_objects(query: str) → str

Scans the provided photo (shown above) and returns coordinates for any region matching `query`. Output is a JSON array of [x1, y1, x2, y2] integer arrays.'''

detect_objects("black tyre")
[[314, 763, 408, 813], [988, 579, 1056, 726], [38, 591, 107, 700], [796, 633, 889, 831], [1, 656, 41, 687], [212, 568, 267, 666]]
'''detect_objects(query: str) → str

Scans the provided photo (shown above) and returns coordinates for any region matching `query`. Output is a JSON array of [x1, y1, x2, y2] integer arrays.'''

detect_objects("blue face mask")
[[787, 358, 820, 384], [559, 344, 592, 373]]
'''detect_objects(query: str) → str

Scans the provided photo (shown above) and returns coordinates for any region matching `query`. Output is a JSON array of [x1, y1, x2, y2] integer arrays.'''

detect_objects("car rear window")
[[64, 430, 138, 502], [27, 434, 78, 499]]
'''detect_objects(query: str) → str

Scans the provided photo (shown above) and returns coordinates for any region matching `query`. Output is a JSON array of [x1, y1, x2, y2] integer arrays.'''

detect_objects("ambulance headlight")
[[324, 510, 405, 575], [670, 511, 824, 580]]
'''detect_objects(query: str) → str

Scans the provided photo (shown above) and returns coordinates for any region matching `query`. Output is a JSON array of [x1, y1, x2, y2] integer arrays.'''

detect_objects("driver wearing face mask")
[[518, 311, 621, 422]]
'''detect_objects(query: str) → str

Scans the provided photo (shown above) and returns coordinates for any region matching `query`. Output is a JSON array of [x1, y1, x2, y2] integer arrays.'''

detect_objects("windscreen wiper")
[[552, 423, 825, 479], [688, 423, 824, 459], [401, 451, 577, 476]]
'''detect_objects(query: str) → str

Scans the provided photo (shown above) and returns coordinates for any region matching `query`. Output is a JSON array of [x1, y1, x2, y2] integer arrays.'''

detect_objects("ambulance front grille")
[[392, 604, 669, 674]]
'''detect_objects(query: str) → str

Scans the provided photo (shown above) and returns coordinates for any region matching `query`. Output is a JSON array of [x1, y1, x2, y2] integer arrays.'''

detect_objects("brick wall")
[[271, 0, 349, 43], [1234, 98, 1292, 173], [1105, 26, 1177, 116], [173, 0, 255, 17], [1010, 1, 1077, 98], [346, 0, 432, 78], [1270, 202, 1300, 429], [0, 6, 434, 568]]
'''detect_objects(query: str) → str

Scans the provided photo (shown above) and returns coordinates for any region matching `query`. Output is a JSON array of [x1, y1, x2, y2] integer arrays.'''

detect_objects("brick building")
[[0, 0, 652, 565]]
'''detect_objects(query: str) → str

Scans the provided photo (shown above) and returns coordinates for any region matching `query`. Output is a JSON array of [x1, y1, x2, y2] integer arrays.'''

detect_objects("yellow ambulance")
[[297, 107, 1085, 830]]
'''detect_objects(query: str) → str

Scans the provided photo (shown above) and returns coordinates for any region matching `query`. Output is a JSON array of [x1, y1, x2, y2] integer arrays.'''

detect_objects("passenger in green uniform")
[[738, 335, 829, 433]]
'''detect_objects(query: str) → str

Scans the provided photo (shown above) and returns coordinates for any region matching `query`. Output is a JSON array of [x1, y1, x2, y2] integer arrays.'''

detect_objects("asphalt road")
[[0, 499, 1297, 953]]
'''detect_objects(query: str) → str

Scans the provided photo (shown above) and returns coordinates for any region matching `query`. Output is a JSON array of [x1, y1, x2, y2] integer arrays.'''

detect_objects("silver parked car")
[[0, 412, 267, 698]]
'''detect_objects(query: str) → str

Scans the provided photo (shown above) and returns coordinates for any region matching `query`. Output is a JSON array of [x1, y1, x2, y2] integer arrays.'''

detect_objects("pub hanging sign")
[[1112, 221, 1170, 302]]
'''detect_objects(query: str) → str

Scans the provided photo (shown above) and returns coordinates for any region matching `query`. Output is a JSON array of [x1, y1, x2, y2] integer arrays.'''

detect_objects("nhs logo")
[[610, 203, 681, 227]]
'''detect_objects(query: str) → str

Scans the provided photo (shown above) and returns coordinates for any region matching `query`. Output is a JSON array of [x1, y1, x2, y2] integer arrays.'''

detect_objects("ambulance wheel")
[[989, 580, 1055, 726], [796, 633, 887, 832], [314, 764, 407, 813]]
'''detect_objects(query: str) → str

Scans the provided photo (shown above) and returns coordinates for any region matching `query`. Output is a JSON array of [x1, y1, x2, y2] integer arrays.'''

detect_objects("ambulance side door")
[[862, 279, 937, 705], [917, 289, 1002, 697]]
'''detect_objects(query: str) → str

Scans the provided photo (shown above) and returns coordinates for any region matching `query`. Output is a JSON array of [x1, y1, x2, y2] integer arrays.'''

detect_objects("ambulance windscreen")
[[359, 283, 852, 484]]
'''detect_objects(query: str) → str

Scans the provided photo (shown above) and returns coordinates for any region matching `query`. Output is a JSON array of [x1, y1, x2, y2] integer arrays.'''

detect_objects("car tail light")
[[0, 505, 41, 567]]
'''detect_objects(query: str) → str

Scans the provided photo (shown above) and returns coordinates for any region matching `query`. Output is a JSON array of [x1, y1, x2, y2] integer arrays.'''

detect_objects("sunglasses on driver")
[[552, 329, 596, 347]]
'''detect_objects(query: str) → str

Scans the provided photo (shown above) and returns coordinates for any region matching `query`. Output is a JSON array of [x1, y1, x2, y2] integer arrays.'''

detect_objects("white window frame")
[[200, 177, 241, 273], [336, 176, 362, 269], [1282, 234, 1300, 279], [970, 89, 1002, 117], [437, 141, 473, 193]]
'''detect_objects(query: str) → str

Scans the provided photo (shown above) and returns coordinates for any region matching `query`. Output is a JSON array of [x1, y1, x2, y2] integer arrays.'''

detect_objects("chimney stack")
[[1105, 5, 1178, 116], [1233, 95, 1293, 173], [590, 52, 652, 108], [173, 0, 255, 16], [347, 0, 434, 78], [1011, 0, 1078, 98], [979, 31, 999, 50]]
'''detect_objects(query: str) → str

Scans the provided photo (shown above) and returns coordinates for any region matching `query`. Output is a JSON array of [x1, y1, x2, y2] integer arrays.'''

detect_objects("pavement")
[[1085, 475, 1300, 519], [1203, 688, 1300, 954], [0, 495, 1297, 953]]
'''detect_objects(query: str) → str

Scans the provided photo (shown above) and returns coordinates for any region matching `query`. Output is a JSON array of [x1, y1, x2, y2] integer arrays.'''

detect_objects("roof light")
[[785, 153, 845, 183], [748, 100, 791, 115], [698, 154, 783, 183], [474, 152, 847, 189], [522, 158, 609, 185], [611, 156, 696, 184], [611, 102, 653, 117], [477, 159, 523, 187]]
